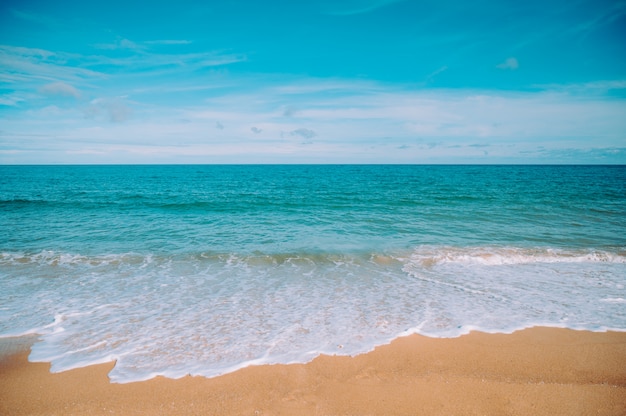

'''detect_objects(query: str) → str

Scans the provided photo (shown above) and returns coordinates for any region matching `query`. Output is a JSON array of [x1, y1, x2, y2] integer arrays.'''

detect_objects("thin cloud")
[[93, 38, 145, 51], [325, 0, 407, 16], [11, 9, 61, 29], [90, 38, 240, 73], [85, 49, 246, 72], [283, 106, 298, 117], [144, 40, 193, 46], [272, 78, 381, 95], [0, 93, 26, 106], [566, 1, 626, 38], [425, 65, 448, 84], [497, 57, 519, 70], [85, 97, 132, 123], [0, 44, 56, 63], [290, 128, 317, 139], [0, 45, 103, 83], [94, 38, 193, 51], [39, 82, 81, 99], [0, 43, 245, 106], [533, 80, 626, 94]]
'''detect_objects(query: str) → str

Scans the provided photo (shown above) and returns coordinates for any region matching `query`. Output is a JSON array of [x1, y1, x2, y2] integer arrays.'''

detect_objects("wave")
[[3, 246, 625, 270], [405, 246, 626, 267], [0, 198, 50, 206], [0, 250, 380, 273], [0, 251, 151, 268]]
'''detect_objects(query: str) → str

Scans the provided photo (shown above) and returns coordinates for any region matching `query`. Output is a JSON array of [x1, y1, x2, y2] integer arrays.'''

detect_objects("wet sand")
[[1, 327, 625, 415]]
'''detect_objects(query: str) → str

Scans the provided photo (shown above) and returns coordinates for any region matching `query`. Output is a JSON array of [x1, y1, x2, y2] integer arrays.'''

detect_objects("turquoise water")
[[1, 165, 625, 382]]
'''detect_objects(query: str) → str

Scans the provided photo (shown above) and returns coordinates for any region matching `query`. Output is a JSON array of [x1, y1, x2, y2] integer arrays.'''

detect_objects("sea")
[[1, 165, 625, 383]]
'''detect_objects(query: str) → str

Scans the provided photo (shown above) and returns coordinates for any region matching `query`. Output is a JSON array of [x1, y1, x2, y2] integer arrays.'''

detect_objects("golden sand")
[[1, 327, 625, 415]]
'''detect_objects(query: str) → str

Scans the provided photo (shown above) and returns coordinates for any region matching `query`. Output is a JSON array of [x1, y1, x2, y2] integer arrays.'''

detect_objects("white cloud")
[[85, 97, 132, 123], [2, 74, 626, 164], [39, 82, 81, 98], [497, 57, 519, 70], [0, 43, 245, 100]]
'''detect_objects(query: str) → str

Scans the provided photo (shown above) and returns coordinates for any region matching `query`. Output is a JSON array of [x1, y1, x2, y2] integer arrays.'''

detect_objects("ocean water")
[[1, 164, 625, 382]]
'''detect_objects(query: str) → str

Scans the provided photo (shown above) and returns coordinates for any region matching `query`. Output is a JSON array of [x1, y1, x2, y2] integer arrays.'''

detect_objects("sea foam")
[[1, 245, 624, 382]]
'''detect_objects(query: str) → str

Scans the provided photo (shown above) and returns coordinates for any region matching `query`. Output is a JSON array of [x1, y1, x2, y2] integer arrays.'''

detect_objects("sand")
[[1, 327, 625, 415]]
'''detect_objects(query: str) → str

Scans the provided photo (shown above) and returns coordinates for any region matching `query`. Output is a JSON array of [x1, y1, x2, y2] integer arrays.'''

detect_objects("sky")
[[1, 0, 625, 164]]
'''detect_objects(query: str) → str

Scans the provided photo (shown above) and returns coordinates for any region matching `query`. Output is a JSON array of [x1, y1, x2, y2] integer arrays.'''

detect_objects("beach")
[[2, 327, 625, 415]]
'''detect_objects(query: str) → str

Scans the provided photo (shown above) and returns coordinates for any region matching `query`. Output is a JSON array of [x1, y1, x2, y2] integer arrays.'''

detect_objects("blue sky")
[[1, 0, 625, 164]]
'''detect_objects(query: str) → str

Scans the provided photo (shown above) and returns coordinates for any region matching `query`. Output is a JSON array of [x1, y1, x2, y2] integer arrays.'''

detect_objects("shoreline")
[[1, 327, 625, 415]]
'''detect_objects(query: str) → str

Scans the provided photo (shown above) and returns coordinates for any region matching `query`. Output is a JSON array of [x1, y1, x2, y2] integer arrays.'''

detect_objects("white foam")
[[1, 246, 625, 383], [601, 298, 626, 303], [406, 246, 626, 267], [0, 250, 150, 268]]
